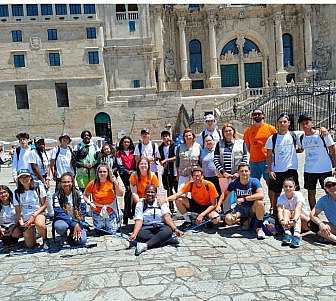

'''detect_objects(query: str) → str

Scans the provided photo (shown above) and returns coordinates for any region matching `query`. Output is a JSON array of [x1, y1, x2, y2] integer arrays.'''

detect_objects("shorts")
[[92, 211, 120, 234], [250, 160, 269, 181], [304, 171, 332, 190], [188, 198, 210, 214], [268, 169, 300, 193], [233, 204, 253, 218]]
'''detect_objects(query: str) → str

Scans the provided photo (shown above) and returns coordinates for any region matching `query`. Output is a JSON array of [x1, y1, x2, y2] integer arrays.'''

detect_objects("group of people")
[[1, 110, 336, 256]]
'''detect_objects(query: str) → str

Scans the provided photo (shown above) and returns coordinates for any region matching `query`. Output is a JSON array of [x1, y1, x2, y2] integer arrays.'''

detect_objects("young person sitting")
[[53, 172, 87, 246], [0, 185, 22, 246], [167, 166, 220, 231], [13, 170, 48, 249], [310, 177, 336, 243], [277, 178, 310, 248], [129, 185, 183, 256], [220, 162, 266, 239]]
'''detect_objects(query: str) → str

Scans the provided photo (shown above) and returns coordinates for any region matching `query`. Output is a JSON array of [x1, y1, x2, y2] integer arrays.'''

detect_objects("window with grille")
[[12, 30, 22, 42], [15, 85, 29, 109], [55, 4, 67, 15], [49, 52, 60, 66], [84, 4, 95, 14], [41, 4, 52, 15], [88, 51, 99, 64], [55, 83, 69, 107], [14, 54, 25, 68], [26, 4, 38, 16], [86, 27, 96, 39], [47, 29, 57, 40], [12, 4, 24, 16], [0, 5, 9, 17], [70, 4, 81, 14]]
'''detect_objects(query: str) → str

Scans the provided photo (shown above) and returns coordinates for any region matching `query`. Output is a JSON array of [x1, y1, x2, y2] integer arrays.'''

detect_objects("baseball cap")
[[298, 113, 312, 124], [59, 133, 72, 142], [252, 109, 264, 115], [141, 128, 150, 135], [204, 114, 215, 121], [17, 169, 31, 178], [34, 136, 44, 143], [16, 132, 29, 140], [324, 177, 336, 187], [191, 165, 203, 174]]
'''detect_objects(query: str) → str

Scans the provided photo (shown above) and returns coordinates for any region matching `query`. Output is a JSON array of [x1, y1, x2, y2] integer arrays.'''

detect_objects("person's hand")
[[72, 224, 82, 241], [236, 197, 245, 205], [319, 222, 331, 236], [0, 227, 5, 237], [84, 163, 93, 169], [269, 171, 276, 180], [215, 205, 222, 213], [129, 232, 137, 241], [174, 229, 184, 237], [89, 203, 96, 211], [319, 127, 329, 136], [161, 159, 167, 166], [18, 219, 25, 227], [25, 215, 35, 228], [222, 172, 232, 178], [45, 179, 50, 189], [196, 214, 204, 224], [232, 173, 239, 179]]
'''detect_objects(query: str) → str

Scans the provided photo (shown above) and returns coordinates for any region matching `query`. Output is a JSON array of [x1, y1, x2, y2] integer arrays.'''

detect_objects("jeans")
[[54, 220, 87, 245], [92, 211, 120, 234], [250, 160, 269, 181]]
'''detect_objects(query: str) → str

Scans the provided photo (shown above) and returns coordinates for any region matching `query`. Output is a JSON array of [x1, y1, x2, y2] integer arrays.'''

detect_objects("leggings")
[[137, 224, 173, 249]]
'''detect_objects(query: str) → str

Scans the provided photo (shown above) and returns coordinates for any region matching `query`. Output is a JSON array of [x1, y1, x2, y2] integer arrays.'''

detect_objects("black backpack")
[[138, 142, 156, 158]]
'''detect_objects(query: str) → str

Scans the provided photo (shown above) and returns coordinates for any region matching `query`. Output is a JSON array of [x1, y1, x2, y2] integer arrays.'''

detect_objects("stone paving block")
[[160, 283, 194, 299], [175, 267, 194, 278], [277, 266, 310, 276], [79, 273, 120, 289], [231, 292, 257, 301], [126, 285, 166, 300], [121, 271, 140, 286], [39, 277, 81, 295], [95, 288, 134, 301], [62, 289, 99, 301], [302, 275, 333, 287]]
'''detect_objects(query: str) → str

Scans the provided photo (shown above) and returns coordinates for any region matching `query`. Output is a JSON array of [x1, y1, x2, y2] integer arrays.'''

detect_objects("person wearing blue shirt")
[[310, 177, 336, 243], [218, 162, 266, 239]]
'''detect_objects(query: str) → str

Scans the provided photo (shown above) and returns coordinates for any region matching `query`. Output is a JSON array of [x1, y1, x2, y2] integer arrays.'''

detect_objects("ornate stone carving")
[[164, 49, 177, 81], [30, 36, 41, 50], [177, 16, 186, 29], [236, 35, 245, 53], [313, 40, 332, 80]]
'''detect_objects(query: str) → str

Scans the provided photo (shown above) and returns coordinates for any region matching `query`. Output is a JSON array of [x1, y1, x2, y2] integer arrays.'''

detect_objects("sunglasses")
[[325, 182, 336, 188]]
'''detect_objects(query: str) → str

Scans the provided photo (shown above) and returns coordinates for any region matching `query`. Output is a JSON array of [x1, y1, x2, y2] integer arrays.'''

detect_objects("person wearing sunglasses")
[[309, 177, 336, 243]]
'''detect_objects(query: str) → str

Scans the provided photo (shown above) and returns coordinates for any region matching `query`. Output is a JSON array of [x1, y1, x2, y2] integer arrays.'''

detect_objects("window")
[[26, 4, 38, 16], [15, 85, 29, 109], [84, 4, 95, 14], [70, 4, 81, 15], [221, 39, 239, 55], [128, 21, 135, 32], [192, 80, 204, 89], [283, 33, 294, 66], [49, 52, 60, 66], [86, 27, 96, 39], [188, 4, 201, 12], [0, 5, 9, 17], [133, 80, 140, 88], [243, 39, 260, 54], [116, 4, 126, 12], [189, 39, 203, 73], [12, 4, 24, 16], [55, 83, 69, 107], [41, 4, 52, 16], [88, 51, 99, 64], [47, 29, 57, 40], [14, 54, 25, 68], [12, 30, 22, 42], [128, 4, 138, 11], [55, 4, 67, 15]]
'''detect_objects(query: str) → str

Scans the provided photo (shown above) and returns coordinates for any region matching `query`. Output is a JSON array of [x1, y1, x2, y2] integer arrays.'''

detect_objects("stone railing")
[[116, 12, 127, 20], [128, 12, 139, 20]]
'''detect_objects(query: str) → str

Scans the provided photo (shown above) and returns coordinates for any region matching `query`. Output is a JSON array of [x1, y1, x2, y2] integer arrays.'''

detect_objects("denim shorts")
[[250, 160, 269, 181], [92, 211, 121, 234]]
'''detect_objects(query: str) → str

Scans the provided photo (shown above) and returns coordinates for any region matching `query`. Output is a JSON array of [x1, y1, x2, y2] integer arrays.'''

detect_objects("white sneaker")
[[257, 228, 266, 240], [135, 242, 148, 256]]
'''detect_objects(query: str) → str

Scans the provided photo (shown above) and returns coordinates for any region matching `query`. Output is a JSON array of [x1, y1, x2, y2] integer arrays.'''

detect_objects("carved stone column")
[[274, 12, 287, 85], [177, 16, 191, 90], [153, 7, 165, 91], [208, 14, 220, 89], [304, 6, 313, 74], [236, 35, 246, 91]]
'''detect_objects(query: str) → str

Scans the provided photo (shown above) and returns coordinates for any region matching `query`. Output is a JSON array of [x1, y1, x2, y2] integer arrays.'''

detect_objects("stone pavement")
[[0, 154, 336, 301]]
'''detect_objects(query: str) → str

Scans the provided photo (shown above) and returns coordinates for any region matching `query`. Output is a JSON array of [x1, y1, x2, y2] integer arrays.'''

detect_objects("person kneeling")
[[53, 172, 87, 246], [129, 185, 183, 256], [167, 166, 220, 231], [277, 178, 310, 248], [220, 163, 266, 239]]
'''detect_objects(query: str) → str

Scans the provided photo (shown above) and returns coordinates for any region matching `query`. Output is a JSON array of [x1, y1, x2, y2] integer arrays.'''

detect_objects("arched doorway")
[[94, 112, 112, 144]]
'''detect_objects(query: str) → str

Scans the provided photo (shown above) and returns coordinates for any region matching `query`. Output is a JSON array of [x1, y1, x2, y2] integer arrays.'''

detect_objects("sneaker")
[[177, 221, 192, 231], [290, 235, 301, 248], [257, 228, 266, 240], [135, 242, 148, 256], [42, 239, 49, 251], [167, 237, 180, 246], [128, 240, 137, 249], [282, 233, 292, 245]]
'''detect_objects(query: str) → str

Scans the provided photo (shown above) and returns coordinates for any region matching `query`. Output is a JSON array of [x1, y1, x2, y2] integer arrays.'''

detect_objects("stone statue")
[[164, 49, 177, 81]]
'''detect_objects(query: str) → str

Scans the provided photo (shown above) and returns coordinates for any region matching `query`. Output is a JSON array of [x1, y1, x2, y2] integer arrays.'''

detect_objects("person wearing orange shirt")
[[167, 166, 219, 230], [243, 109, 277, 181], [130, 158, 160, 206], [83, 163, 124, 234]]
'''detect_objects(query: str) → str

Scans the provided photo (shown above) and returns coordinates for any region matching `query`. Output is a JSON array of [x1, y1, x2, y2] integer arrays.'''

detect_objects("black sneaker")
[[178, 221, 192, 231]]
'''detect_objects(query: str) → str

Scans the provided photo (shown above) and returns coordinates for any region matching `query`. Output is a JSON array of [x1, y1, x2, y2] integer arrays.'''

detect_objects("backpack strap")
[[290, 131, 297, 147], [202, 130, 206, 147], [152, 142, 156, 157], [299, 133, 304, 146], [16, 147, 20, 162], [272, 132, 297, 165], [138, 143, 142, 157]]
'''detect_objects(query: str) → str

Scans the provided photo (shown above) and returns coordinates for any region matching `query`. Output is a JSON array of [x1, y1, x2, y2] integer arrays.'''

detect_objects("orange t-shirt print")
[[181, 180, 218, 206]]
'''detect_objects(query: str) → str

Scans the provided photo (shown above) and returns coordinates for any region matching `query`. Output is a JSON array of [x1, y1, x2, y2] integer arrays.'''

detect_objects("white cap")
[[204, 114, 215, 121]]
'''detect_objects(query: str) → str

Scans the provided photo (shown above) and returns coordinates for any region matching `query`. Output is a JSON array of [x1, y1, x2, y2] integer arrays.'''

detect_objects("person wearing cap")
[[50, 133, 75, 188], [310, 177, 336, 243], [220, 162, 266, 239], [13, 169, 48, 249], [243, 109, 277, 182], [12, 132, 33, 183], [297, 114, 336, 209], [196, 114, 221, 148], [167, 166, 220, 231], [74, 130, 99, 192], [266, 113, 301, 211], [134, 128, 160, 176]]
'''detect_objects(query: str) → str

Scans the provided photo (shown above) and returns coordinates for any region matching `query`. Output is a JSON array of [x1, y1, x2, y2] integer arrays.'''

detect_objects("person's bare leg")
[[176, 197, 191, 222]]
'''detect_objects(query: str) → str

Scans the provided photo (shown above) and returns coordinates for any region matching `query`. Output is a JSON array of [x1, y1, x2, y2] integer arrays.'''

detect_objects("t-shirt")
[[181, 180, 218, 206], [196, 128, 221, 148], [0, 203, 16, 227], [277, 191, 310, 214], [134, 141, 160, 173], [265, 132, 298, 172], [129, 172, 160, 198], [228, 178, 262, 207], [200, 148, 217, 177], [53, 192, 80, 218], [244, 123, 277, 162], [316, 194, 336, 226], [85, 180, 116, 206], [50, 146, 74, 178], [12, 147, 33, 178], [29, 149, 49, 178], [298, 133, 334, 173], [13, 182, 47, 221], [134, 199, 170, 226]]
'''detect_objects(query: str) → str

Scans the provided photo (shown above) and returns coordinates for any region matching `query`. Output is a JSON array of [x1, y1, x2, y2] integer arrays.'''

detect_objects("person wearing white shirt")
[[297, 114, 336, 209], [196, 114, 221, 149]]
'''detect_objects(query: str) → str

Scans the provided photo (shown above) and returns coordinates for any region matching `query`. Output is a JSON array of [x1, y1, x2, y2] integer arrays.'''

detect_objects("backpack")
[[271, 132, 297, 165], [138, 142, 156, 158]]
